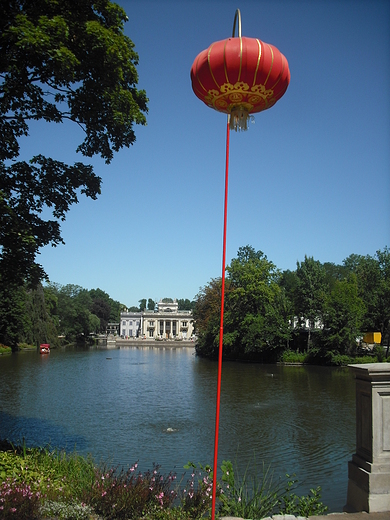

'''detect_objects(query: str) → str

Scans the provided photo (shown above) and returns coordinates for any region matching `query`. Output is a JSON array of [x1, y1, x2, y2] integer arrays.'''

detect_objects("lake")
[[0, 346, 356, 512]]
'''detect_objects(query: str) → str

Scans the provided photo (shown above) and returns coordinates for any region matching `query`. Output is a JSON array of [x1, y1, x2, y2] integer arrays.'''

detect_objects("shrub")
[[217, 460, 328, 520], [39, 499, 94, 520], [280, 479, 328, 517], [181, 462, 215, 519], [0, 478, 41, 520], [84, 463, 177, 519], [330, 353, 353, 366], [17, 343, 35, 350], [0, 441, 329, 520], [218, 460, 284, 519], [0, 344, 11, 355], [373, 345, 385, 362], [0, 442, 96, 503], [280, 350, 309, 364]]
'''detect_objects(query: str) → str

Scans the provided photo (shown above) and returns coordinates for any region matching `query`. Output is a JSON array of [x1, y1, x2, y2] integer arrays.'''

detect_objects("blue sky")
[[34, 0, 389, 307]]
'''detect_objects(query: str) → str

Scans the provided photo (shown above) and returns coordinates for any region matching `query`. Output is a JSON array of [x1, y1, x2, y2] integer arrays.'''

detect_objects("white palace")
[[120, 299, 194, 340]]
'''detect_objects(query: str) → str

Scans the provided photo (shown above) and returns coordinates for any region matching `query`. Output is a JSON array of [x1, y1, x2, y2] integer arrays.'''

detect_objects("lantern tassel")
[[230, 107, 250, 131]]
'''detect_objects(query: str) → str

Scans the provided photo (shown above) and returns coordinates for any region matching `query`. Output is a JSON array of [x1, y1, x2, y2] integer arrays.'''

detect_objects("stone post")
[[345, 363, 390, 513]]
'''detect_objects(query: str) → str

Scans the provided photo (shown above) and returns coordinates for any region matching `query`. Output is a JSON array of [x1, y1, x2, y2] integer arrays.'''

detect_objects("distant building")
[[119, 299, 194, 340], [106, 322, 120, 335], [120, 312, 142, 338]]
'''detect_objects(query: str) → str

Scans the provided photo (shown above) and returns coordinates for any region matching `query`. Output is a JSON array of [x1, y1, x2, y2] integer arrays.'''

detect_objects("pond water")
[[0, 346, 356, 512]]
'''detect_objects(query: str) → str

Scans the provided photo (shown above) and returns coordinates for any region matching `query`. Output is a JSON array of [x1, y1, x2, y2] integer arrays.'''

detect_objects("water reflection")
[[0, 348, 355, 512]]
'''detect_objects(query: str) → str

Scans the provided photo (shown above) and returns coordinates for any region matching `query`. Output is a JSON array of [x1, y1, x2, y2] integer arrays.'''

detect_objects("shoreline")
[[109, 338, 196, 348]]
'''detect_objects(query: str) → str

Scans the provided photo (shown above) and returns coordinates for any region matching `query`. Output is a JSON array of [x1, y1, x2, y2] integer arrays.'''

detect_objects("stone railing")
[[345, 363, 390, 513]]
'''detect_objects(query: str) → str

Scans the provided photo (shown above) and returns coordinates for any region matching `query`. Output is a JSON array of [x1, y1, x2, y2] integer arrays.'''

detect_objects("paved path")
[[221, 512, 390, 520], [308, 513, 389, 520]]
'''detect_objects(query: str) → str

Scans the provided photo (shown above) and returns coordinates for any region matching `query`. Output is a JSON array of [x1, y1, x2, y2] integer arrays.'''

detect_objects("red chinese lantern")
[[191, 11, 290, 520], [191, 11, 290, 130]]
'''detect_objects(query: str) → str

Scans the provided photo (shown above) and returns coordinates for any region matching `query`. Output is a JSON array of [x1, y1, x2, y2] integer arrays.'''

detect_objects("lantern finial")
[[232, 9, 242, 38], [230, 9, 249, 131]]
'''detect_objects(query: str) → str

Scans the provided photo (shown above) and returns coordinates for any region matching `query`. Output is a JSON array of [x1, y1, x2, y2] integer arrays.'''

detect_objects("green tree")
[[91, 298, 111, 332], [323, 262, 349, 291], [147, 298, 155, 311], [224, 246, 290, 360], [195, 246, 290, 361], [344, 247, 390, 349], [376, 247, 390, 354], [138, 299, 147, 311], [89, 287, 123, 325], [194, 277, 224, 358], [23, 284, 51, 346], [0, 0, 148, 288], [279, 269, 298, 306], [320, 274, 365, 357], [0, 282, 61, 349], [0, 283, 28, 348], [49, 283, 99, 342], [178, 298, 195, 310], [295, 256, 327, 350]]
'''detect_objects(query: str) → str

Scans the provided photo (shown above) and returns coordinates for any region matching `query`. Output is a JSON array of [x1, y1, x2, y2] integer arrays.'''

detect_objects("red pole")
[[211, 115, 230, 520]]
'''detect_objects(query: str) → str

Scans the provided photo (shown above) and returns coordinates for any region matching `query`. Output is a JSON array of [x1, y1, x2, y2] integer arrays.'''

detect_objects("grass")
[[0, 343, 37, 354], [280, 350, 309, 364], [17, 343, 37, 351], [0, 441, 328, 519], [0, 345, 12, 355], [280, 348, 387, 366]]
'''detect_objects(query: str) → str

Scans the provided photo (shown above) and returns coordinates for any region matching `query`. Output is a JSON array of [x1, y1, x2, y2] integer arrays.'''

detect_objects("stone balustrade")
[[345, 363, 390, 513]]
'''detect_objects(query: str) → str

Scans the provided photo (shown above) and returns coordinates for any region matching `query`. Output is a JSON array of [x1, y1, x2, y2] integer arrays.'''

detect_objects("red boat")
[[39, 343, 50, 354]]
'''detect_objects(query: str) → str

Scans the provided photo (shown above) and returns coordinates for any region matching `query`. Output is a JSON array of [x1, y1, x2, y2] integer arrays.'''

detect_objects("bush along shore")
[[0, 441, 328, 519], [279, 346, 386, 366]]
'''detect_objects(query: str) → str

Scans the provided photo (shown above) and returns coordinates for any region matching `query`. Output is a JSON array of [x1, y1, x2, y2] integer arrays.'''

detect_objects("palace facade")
[[120, 299, 194, 339]]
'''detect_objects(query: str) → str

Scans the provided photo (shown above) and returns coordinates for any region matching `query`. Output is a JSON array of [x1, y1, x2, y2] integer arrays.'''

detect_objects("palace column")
[[345, 363, 390, 513]]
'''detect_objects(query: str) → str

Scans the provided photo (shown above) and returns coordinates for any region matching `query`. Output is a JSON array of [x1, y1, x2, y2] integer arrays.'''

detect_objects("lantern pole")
[[211, 11, 240, 519], [211, 113, 230, 520]]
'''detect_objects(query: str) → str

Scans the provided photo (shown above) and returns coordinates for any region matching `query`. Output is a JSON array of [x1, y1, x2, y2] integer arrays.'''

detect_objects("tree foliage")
[[295, 256, 327, 349], [177, 298, 195, 311], [138, 298, 147, 311], [344, 247, 390, 347], [321, 274, 365, 355], [194, 245, 390, 363], [0, 0, 148, 287], [0, 282, 124, 348], [196, 246, 291, 361]]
